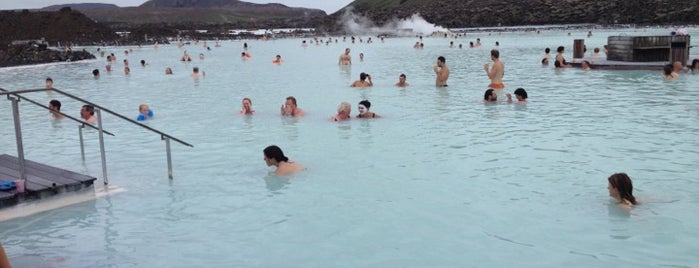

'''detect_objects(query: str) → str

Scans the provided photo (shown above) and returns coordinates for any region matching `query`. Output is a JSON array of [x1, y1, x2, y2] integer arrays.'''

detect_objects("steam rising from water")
[[339, 9, 449, 36]]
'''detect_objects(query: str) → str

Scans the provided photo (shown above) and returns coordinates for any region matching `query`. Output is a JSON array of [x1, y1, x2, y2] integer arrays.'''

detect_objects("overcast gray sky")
[[0, 0, 353, 14]]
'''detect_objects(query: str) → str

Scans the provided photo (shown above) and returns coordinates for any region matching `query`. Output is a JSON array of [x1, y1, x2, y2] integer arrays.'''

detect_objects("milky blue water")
[[1, 27, 698, 267]]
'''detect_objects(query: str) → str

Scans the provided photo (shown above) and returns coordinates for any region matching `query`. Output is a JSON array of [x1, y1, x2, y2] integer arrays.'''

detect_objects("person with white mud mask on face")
[[356, 100, 381, 119]]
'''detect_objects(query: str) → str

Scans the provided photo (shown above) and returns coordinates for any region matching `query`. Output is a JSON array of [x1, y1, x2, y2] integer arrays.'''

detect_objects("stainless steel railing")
[[1, 87, 193, 187]]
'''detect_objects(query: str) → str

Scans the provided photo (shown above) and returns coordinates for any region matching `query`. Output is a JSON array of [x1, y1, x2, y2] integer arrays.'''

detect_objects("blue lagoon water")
[[1, 27, 698, 267]]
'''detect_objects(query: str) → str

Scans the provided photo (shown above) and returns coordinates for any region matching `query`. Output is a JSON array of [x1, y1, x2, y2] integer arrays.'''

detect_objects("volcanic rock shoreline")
[[0, 42, 95, 68]]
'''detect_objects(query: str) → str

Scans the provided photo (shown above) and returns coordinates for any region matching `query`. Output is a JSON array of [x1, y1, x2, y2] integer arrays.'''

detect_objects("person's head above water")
[[663, 64, 673, 76], [358, 100, 371, 115], [557, 46, 565, 53], [484, 89, 497, 102], [263, 145, 289, 164], [491, 49, 499, 59], [514, 88, 528, 101], [608, 173, 637, 205], [360, 72, 368, 81]]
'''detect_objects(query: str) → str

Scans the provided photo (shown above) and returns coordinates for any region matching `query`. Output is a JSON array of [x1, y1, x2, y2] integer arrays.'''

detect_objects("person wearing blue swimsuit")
[[137, 104, 153, 121]]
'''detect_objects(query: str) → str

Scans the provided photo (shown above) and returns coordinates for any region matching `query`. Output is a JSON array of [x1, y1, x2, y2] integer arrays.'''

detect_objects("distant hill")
[[76, 0, 326, 25], [41, 3, 120, 11], [330, 0, 699, 28], [140, 0, 304, 9]]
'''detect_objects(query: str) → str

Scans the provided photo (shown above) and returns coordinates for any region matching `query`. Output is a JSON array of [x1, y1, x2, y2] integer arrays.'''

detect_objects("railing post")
[[95, 109, 108, 185], [164, 136, 173, 179], [79, 124, 85, 161], [9, 96, 27, 187]]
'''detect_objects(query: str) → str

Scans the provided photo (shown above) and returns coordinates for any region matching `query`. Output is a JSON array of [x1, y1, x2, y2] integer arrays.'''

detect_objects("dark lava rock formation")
[[0, 8, 118, 47], [327, 0, 699, 29], [0, 42, 95, 68]]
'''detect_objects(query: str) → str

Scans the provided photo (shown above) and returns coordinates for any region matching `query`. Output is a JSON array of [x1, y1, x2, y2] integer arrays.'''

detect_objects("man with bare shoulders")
[[281, 96, 305, 117], [484, 49, 505, 89], [339, 48, 351, 65], [433, 56, 449, 87], [263, 145, 303, 176], [395, 74, 409, 87], [351, 72, 373, 87]]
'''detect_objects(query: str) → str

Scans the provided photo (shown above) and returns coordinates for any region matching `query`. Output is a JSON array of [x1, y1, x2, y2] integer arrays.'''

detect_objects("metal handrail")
[[1, 86, 193, 183], [0, 88, 115, 136], [50, 87, 193, 147]]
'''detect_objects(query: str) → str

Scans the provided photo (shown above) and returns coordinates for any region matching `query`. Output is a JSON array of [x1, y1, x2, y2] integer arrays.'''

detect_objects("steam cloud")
[[339, 9, 449, 36]]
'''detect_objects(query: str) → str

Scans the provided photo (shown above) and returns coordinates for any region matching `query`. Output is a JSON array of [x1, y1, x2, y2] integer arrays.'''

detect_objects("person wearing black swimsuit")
[[356, 100, 381, 119]]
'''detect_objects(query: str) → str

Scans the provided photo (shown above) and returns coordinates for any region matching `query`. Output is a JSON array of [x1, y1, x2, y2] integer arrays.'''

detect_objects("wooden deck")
[[0, 154, 96, 209], [572, 55, 699, 71]]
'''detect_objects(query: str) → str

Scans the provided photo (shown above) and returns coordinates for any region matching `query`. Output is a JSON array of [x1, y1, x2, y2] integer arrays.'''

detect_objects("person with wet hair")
[[483, 89, 497, 103], [240, 98, 254, 115], [506, 88, 528, 104], [555, 46, 571, 68], [608, 173, 638, 206], [49, 99, 65, 119], [433, 56, 449, 87], [281, 96, 305, 117], [356, 100, 380, 119], [484, 49, 505, 89], [581, 60, 592, 71], [351, 72, 373, 87], [80, 104, 96, 123], [263, 145, 303, 175], [395, 73, 409, 87], [691, 59, 699, 72], [45, 77, 53, 89]]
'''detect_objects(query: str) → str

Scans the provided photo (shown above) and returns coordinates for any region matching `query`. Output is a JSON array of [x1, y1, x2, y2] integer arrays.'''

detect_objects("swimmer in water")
[[484, 49, 505, 89], [351, 72, 373, 87], [240, 98, 254, 115], [555, 46, 572, 68], [45, 77, 53, 89], [356, 100, 380, 118], [49, 99, 64, 119], [543, 47, 551, 61], [263, 145, 303, 176], [433, 56, 449, 87], [80, 104, 97, 123], [663, 64, 678, 80], [137, 104, 153, 121], [483, 89, 497, 103], [331, 102, 351, 121], [581, 60, 591, 71], [339, 48, 351, 65], [506, 88, 528, 104], [395, 73, 409, 87], [191, 67, 204, 78], [608, 173, 638, 208], [281, 96, 305, 117], [690, 59, 699, 72], [165, 67, 173, 75], [272, 54, 283, 64]]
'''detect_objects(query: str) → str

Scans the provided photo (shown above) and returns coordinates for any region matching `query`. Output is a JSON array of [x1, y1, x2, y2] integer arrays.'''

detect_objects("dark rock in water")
[[0, 42, 95, 68]]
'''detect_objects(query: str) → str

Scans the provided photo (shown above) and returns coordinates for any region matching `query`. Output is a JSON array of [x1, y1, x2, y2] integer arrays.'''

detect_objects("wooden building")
[[607, 35, 691, 64]]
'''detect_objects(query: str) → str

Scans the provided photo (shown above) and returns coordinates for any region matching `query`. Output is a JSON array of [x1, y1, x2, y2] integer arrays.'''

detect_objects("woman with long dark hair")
[[608, 173, 638, 206]]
